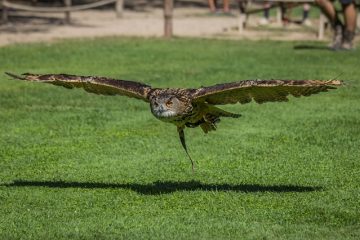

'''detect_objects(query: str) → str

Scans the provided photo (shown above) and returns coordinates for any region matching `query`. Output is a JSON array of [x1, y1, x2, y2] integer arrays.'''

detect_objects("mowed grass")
[[0, 38, 359, 239]]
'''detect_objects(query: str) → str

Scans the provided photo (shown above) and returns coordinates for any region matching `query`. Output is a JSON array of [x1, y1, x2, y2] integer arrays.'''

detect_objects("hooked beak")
[[158, 105, 165, 113]]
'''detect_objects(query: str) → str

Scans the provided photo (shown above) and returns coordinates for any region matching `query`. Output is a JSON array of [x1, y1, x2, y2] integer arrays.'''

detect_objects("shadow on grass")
[[2, 180, 321, 195], [293, 45, 330, 50]]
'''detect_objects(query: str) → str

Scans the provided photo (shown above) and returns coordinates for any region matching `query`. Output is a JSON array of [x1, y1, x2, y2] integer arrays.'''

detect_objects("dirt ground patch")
[[0, 7, 330, 46]]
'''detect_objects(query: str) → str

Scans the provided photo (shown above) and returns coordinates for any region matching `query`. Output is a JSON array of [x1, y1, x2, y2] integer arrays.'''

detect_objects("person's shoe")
[[329, 24, 343, 50], [341, 30, 355, 50], [222, 11, 233, 16], [258, 18, 269, 26], [302, 19, 312, 27]]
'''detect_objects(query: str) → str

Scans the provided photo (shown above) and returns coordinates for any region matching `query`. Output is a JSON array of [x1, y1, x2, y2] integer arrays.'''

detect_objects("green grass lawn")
[[0, 38, 359, 239]]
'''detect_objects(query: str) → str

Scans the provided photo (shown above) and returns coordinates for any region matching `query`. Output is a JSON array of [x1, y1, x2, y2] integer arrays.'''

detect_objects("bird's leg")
[[177, 126, 195, 172]]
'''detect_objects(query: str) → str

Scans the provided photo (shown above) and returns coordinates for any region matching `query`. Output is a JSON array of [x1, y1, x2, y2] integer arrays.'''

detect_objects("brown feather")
[[6, 72, 152, 102], [192, 79, 342, 105]]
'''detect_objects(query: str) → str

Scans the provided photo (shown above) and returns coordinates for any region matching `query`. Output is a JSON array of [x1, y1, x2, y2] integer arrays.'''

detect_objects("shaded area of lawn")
[[0, 37, 359, 239], [2, 180, 320, 195]]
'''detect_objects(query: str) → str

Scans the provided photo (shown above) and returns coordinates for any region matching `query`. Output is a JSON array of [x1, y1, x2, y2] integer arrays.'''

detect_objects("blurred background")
[[1, 0, 358, 46]]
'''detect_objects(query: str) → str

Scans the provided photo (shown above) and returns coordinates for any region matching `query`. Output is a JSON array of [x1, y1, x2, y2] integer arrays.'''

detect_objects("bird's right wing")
[[192, 79, 342, 105], [6, 72, 152, 102]]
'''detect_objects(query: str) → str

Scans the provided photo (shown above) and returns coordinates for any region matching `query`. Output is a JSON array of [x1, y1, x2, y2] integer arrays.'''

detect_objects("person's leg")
[[342, 1, 357, 49], [303, 4, 310, 19], [280, 3, 289, 24], [259, 2, 271, 25], [315, 0, 343, 49], [302, 3, 312, 25], [208, 0, 217, 13], [223, 0, 230, 13], [315, 0, 340, 26], [343, 2, 357, 32]]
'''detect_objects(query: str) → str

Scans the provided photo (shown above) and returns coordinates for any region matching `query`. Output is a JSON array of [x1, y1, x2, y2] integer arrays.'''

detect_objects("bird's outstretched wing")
[[6, 72, 152, 102], [192, 80, 342, 105]]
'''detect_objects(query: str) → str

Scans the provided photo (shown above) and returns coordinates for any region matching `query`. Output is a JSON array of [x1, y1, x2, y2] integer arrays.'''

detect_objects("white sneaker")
[[302, 19, 312, 27], [329, 25, 343, 50], [258, 18, 269, 26], [341, 30, 355, 50]]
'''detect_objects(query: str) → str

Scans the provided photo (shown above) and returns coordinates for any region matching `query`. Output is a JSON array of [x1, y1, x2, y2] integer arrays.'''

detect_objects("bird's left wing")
[[6, 72, 152, 102], [191, 79, 342, 105]]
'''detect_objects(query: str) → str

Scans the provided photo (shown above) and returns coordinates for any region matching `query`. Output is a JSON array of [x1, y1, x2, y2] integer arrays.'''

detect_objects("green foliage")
[[0, 38, 359, 239]]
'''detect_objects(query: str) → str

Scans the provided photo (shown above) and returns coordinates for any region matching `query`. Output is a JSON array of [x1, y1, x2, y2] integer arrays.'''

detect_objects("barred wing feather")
[[192, 80, 342, 105], [6, 72, 151, 102]]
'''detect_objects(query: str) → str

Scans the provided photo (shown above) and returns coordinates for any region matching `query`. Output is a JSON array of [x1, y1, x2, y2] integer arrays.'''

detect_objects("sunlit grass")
[[0, 37, 359, 239]]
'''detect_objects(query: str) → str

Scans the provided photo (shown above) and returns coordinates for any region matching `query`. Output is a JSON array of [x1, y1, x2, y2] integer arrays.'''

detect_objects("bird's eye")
[[166, 100, 173, 107]]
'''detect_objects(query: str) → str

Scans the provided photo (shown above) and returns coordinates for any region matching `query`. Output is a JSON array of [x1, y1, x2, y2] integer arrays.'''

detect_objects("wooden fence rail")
[[0, 0, 173, 37], [1, 0, 124, 22], [1, 0, 122, 12]]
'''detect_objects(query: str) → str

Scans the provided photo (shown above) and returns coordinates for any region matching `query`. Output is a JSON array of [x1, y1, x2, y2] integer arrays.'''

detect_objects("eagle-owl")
[[6, 72, 341, 170]]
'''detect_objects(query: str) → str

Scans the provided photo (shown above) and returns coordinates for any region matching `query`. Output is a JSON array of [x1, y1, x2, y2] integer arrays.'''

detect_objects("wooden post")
[[276, 5, 282, 25], [64, 0, 71, 24], [237, 1, 246, 34], [116, 0, 124, 18], [1, 0, 8, 23], [164, 0, 173, 38], [238, 13, 245, 34], [318, 13, 326, 40]]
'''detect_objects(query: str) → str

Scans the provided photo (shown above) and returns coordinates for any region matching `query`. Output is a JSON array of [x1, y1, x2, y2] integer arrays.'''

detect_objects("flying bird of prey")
[[6, 72, 341, 170]]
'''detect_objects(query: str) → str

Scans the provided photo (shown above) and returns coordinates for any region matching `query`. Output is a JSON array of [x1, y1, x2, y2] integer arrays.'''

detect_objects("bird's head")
[[150, 95, 183, 119]]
